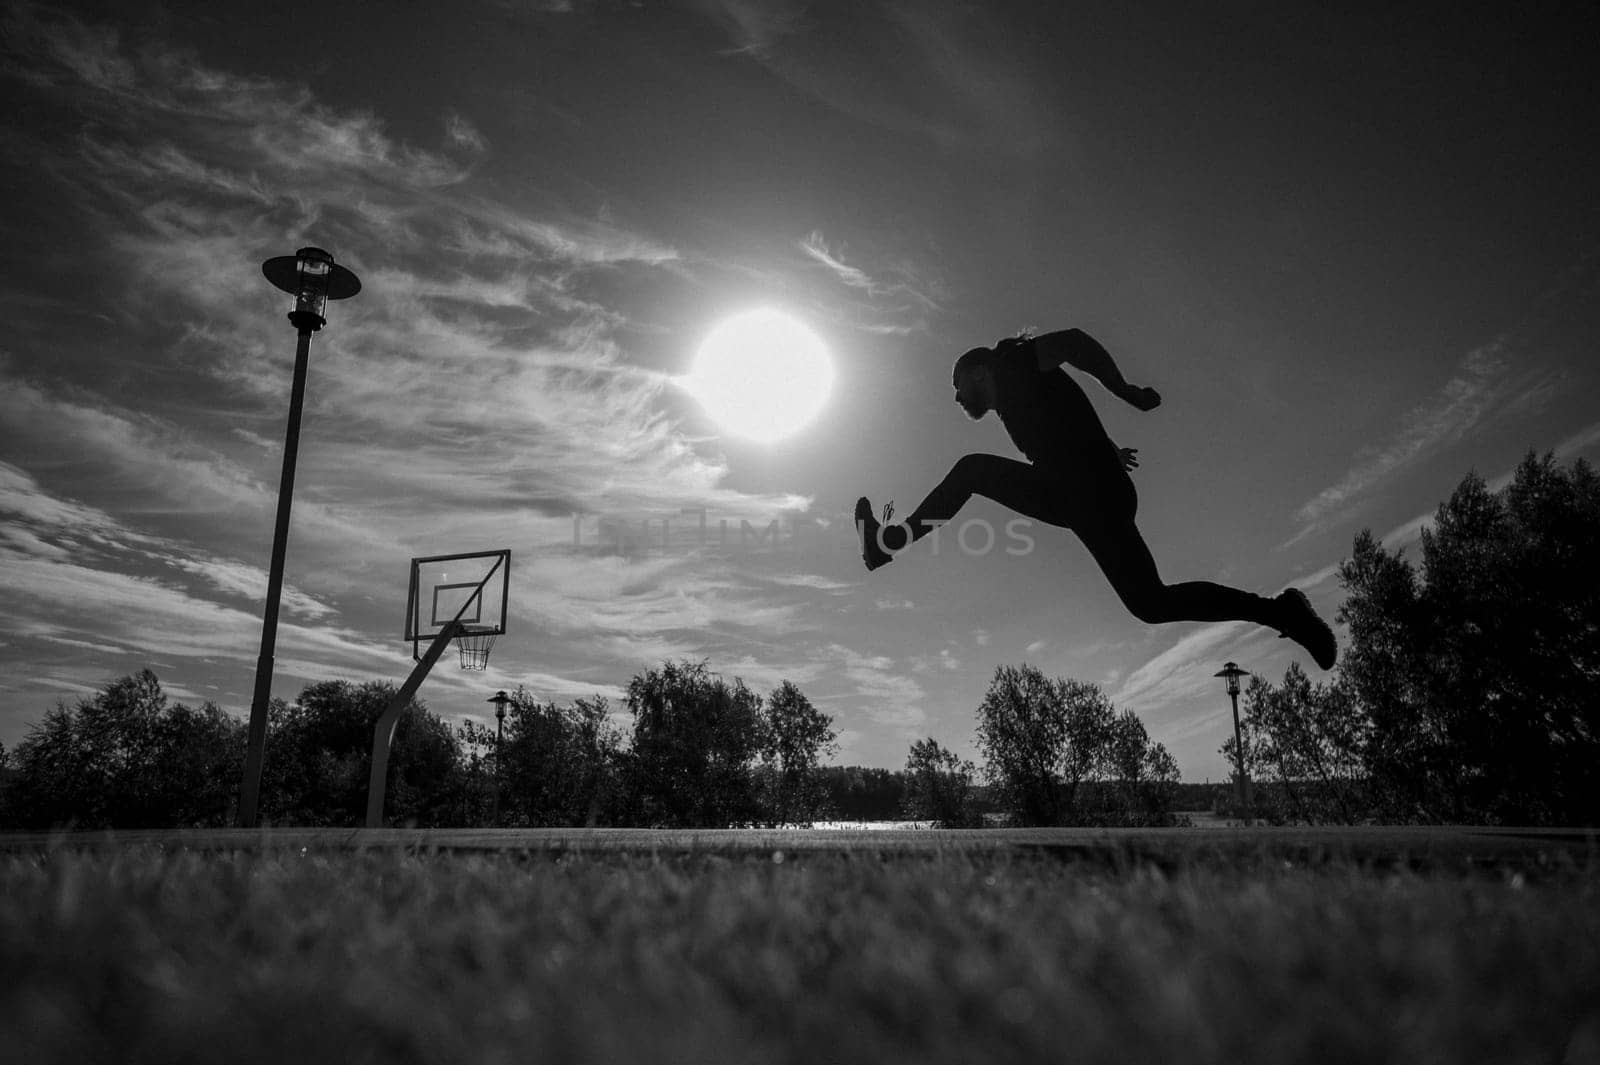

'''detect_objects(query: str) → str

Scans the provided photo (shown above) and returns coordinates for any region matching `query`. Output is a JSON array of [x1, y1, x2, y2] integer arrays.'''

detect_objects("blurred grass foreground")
[[3, 842, 1599, 1065]]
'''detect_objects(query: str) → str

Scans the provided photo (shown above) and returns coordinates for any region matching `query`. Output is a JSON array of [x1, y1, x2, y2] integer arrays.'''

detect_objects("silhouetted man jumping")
[[855, 329, 1337, 669]]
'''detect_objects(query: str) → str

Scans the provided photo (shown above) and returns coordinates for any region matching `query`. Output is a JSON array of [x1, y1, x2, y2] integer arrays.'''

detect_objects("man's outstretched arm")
[[1033, 328, 1161, 411]]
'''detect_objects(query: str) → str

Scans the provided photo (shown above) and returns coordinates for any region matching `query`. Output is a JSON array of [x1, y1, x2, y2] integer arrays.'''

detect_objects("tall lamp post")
[[238, 247, 361, 828], [1215, 661, 1251, 811], [488, 690, 510, 827]]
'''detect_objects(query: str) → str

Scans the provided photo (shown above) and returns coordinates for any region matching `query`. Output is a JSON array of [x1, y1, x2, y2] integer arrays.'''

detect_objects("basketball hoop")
[[372, 547, 512, 827], [458, 628, 497, 670]]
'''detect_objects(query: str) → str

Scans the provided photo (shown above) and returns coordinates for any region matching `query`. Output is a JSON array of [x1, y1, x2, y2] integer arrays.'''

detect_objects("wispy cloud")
[[800, 231, 876, 291], [824, 643, 926, 733], [1554, 418, 1600, 460], [0, 466, 373, 671], [0, 460, 330, 623], [445, 111, 489, 153], [1286, 341, 1509, 543], [697, 0, 811, 57], [1112, 622, 1250, 714], [701, 0, 1057, 158], [797, 230, 943, 336], [1294, 414, 1600, 585], [487, 0, 581, 15]]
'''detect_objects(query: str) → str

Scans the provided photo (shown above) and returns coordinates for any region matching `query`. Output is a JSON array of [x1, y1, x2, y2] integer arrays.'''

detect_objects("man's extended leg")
[[857, 453, 1076, 568], [1076, 517, 1337, 668], [855, 453, 1338, 667]]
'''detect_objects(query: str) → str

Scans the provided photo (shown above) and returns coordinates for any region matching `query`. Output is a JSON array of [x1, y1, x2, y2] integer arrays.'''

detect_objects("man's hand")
[[1119, 447, 1141, 471], [1120, 384, 1162, 411]]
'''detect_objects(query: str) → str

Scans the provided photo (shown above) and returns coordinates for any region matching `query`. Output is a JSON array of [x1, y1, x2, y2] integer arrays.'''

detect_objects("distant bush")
[[975, 665, 1182, 827], [902, 737, 979, 827], [815, 766, 907, 821]]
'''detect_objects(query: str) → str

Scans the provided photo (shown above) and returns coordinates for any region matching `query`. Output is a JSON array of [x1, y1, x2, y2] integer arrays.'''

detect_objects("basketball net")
[[458, 629, 497, 670]]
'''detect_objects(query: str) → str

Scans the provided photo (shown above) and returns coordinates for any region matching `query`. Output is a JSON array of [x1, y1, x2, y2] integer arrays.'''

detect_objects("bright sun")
[[683, 308, 833, 442]]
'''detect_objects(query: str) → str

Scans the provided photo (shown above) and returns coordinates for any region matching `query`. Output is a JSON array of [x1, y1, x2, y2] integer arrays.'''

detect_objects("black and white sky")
[[2, 1, 1597, 778]]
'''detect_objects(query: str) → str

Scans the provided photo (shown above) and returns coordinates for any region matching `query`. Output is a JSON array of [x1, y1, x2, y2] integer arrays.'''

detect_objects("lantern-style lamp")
[[262, 246, 362, 332], [1216, 661, 1246, 698]]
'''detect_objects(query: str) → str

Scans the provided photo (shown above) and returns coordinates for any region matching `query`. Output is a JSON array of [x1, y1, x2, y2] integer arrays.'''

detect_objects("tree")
[[1090, 710, 1182, 827], [1335, 529, 1435, 818], [493, 690, 624, 827], [976, 664, 1187, 827], [902, 738, 977, 827], [1337, 452, 1600, 824], [975, 665, 1115, 826], [625, 660, 764, 827], [262, 680, 462, 827], [758, 680, 837, 826], [2, 670, 243, 829], [456, 717, 499, 827]]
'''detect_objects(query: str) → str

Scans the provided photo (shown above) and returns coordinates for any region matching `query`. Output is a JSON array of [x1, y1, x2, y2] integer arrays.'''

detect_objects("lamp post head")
[[1214, 661, 1247, 698], [262, 246, 361, 333], [488, 689, 510, 722]]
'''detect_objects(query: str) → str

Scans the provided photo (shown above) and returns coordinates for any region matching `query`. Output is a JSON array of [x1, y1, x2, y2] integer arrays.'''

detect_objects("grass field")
[[3, 836, 1598, 1065]]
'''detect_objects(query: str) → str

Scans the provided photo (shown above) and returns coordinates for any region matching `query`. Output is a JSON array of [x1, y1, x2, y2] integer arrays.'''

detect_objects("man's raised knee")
[[1122, 589, 1172, 625]]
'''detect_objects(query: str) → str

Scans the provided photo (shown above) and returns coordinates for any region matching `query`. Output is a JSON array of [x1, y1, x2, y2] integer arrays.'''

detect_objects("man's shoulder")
[[993, 335, 1039, 372]]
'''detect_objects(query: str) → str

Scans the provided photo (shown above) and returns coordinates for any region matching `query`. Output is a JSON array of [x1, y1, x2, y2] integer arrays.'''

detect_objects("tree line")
[[0, 658, 1182, 830]]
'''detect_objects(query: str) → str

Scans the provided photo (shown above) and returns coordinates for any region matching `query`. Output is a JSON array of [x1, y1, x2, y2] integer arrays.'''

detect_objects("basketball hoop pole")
[[366, 620, 463, 828], [239, 247, 360, 828]]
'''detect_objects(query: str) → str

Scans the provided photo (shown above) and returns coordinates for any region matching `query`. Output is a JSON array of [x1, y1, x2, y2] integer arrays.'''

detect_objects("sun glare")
[[684, 309, 833, 443]]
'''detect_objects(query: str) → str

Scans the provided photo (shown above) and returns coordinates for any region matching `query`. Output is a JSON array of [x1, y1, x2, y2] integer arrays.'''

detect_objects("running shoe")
[[1276, 588, 1338, 669], [854, 497, 896, 571]]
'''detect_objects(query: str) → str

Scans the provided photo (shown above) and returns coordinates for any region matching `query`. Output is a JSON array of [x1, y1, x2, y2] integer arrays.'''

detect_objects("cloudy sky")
[[2, 2, 1596, 780]]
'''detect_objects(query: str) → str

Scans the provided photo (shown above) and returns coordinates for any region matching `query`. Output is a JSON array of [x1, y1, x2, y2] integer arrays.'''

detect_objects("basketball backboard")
[[405, 549, 509, 661]]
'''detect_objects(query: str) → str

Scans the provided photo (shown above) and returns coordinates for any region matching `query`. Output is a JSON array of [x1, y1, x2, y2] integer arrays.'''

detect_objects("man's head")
[[952, 346, 997, 419]]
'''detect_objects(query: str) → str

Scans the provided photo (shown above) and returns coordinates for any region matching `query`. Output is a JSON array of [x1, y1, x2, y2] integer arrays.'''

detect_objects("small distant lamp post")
[[1215, 661, 1252, 811], [238, 247, 361, 828], [489, 690, 510, 827]]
